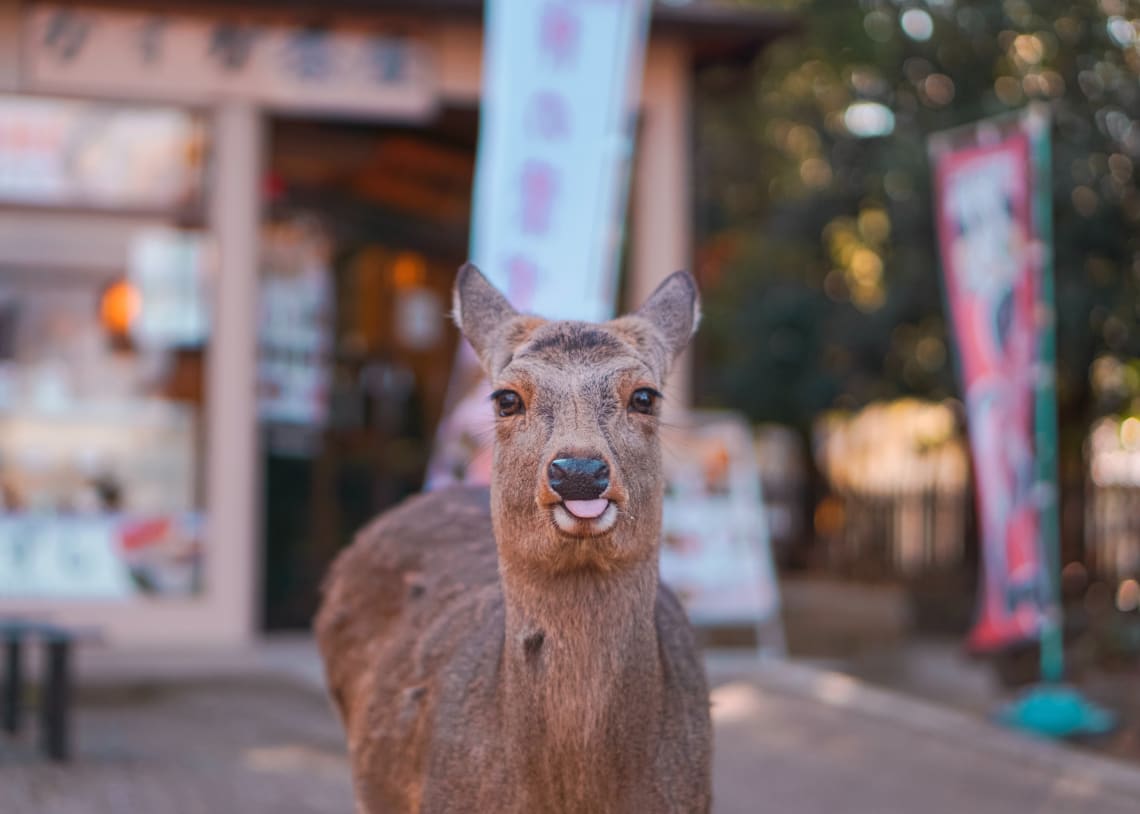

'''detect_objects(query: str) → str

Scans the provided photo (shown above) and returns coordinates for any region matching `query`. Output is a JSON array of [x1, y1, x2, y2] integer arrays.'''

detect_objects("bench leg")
[[3, 635, 21, 734], [40, 638, 70, 762]]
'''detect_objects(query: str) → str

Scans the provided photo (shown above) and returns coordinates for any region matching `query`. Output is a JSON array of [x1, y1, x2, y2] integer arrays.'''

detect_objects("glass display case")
[[0, 94, 208, 599]]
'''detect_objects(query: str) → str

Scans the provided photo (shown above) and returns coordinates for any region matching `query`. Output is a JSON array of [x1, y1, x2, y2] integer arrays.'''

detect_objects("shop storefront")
[[0, 0, 791, 646]]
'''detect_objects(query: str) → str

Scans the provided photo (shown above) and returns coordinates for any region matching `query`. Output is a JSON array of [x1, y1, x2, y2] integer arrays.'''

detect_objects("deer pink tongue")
[[563, 499, 609, 519]]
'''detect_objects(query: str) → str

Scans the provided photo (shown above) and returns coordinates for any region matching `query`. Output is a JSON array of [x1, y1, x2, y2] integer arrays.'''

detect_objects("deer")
[[315, 264, 712, 813]]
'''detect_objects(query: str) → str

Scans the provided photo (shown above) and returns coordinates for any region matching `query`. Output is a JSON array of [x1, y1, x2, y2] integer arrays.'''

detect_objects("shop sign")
[[23, 4, 437, 120], [128, 228, 212, 349], [0, 512, 203, 599], [257, 271, 334, 429], [658, 412, 783, 638], [257, 220, 335, 432]]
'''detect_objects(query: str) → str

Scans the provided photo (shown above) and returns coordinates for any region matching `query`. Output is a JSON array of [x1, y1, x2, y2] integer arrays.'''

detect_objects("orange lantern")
[[99, 278, 141, 336]]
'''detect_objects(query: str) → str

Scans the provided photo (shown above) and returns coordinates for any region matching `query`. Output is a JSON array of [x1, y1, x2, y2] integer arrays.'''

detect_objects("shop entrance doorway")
[[259, 110, 476, 629]]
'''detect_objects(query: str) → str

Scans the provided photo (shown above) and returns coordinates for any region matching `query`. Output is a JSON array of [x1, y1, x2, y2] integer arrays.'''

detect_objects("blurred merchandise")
[[0, 510, 202, 598], [257, 216, 335, 437], [0, 94, 209, 600], [0, 343, 205, 598], [0, 402, 196, 513], [0, 93, 204, 211]]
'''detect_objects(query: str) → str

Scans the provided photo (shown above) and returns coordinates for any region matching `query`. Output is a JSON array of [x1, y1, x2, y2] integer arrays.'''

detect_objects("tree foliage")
[[695, 0, 1140, 437]]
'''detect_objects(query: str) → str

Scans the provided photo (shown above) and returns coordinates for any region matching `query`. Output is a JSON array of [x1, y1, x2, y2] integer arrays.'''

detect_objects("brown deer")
[[315, 264, 712, 813]]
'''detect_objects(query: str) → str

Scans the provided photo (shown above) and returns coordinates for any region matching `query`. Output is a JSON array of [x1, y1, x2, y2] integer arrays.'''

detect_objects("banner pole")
[[929, 106, 1114, 737], [995, 105, 1115, 738], [1026, 105, 1064, 685]]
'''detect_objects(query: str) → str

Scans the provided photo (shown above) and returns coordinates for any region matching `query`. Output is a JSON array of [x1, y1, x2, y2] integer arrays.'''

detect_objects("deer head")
[[453, 264, 700, 577]]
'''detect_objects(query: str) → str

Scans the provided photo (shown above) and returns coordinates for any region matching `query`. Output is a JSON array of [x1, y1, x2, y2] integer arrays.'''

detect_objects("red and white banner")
[[930, 112, 1055, 652]]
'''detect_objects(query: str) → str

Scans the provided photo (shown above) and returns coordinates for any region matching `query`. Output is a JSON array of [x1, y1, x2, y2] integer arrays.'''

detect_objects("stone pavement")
[[2, 644, 1139, 813], [778, 575, 1140, 766], [711, 660, 1140, 814], [1, 678, 355, 814]]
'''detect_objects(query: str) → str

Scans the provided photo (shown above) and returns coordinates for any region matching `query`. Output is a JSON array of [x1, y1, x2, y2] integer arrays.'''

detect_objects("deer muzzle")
[[548, 457, 611, 519]]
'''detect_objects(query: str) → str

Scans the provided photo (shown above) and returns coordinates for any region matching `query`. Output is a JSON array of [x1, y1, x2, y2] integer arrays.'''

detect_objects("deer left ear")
[[634, 271, 701, 363], [453, 263, 518, 367]]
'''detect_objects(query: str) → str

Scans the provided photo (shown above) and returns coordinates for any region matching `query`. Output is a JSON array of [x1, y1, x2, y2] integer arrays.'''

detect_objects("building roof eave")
[[155, 0, 800, 63]]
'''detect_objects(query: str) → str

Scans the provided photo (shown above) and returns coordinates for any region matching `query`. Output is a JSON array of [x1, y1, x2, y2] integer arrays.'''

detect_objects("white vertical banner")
[[470, 0, 651, 319], [426, 0, 651, 487]]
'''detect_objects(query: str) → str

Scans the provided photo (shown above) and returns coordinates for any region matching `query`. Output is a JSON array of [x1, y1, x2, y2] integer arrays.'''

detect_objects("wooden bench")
[[1, 619, 99, 762]]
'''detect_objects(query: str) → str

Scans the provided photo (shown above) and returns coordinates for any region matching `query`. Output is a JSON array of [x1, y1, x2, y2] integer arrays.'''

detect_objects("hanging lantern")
[[99, 278, 141, 337]]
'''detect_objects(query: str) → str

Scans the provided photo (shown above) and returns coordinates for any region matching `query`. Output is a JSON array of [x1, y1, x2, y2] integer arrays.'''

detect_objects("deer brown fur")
[[315, 265, 712, 813]]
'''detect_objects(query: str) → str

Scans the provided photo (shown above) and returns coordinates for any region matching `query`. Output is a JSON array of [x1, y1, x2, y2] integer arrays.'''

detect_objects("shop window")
[[0, 95, 207, 600]]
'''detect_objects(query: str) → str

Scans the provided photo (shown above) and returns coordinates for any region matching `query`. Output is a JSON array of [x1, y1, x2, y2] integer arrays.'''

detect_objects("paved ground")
[[713, 661, 1140, 814], [779, 576, 1140, 766], [4, 648, 1140, 813], [2, 678, 355, 814], [802, 637, 1140, 767]]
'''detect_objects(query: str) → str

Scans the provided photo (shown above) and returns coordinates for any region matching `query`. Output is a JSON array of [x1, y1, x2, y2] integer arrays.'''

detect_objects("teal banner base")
[[997, 684, 1116, 739]]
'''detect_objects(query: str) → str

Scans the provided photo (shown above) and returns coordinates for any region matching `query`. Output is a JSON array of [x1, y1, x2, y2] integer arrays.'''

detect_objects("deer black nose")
[[548, 457, 610, 501]]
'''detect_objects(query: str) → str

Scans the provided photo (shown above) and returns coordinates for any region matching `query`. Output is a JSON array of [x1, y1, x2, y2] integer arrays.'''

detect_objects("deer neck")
[[496, 550, 663, 801]]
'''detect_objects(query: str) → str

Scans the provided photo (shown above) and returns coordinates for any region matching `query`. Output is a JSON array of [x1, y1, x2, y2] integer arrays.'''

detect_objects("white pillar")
[[632, 38, 693, 407], [205, 101, 262, 645]]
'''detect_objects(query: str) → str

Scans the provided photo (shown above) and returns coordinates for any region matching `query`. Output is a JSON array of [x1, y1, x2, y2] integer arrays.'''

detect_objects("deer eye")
[[492, 389, 524, 417], [629, 388, 660, 415]]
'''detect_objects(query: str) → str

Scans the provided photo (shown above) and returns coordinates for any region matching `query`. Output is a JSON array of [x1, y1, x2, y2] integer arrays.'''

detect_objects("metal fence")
[[815, 487, 975, 580], [1085, 480, 1140, 586], [759, 417, 1140, 592]]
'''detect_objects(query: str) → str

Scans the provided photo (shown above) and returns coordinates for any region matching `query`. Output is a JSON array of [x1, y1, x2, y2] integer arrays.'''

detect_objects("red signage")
[[931, 120, 1053, 652]]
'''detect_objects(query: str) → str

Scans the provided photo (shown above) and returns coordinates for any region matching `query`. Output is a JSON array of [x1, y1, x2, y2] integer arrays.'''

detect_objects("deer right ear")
[[453, 263, 519, 365], [634, 271, 701, 365]]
